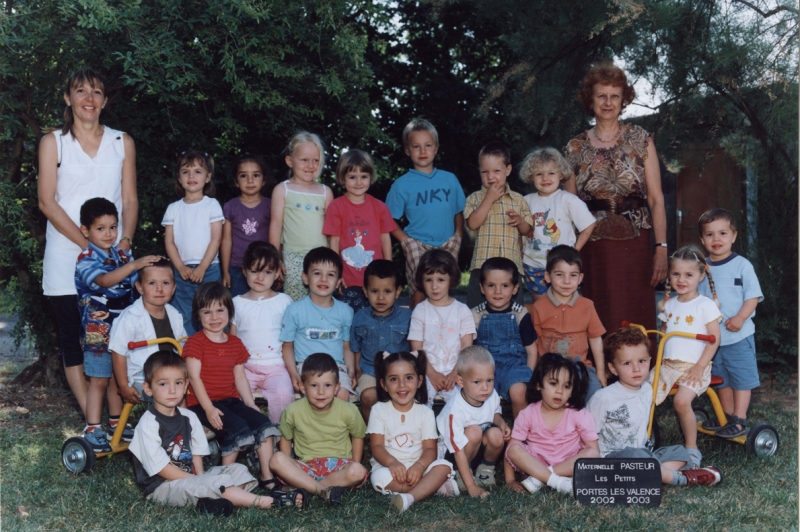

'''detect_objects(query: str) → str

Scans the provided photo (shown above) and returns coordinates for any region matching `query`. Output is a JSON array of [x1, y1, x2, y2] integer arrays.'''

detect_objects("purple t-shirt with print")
[[223, 196, 271, 268]]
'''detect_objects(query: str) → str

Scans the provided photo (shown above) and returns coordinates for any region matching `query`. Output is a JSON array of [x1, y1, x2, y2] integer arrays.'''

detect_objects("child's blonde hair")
[[402, 118, 439, 147], [658, 244, 719, 312], [455, 345, 494, 376], [519, 147, 571, 186], [286, 131, 325, 180], [335, 149, 376, 186]]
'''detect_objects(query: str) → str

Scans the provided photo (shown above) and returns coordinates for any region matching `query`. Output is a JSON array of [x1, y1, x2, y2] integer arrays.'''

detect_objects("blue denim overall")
[[474, 303, 533, 400]]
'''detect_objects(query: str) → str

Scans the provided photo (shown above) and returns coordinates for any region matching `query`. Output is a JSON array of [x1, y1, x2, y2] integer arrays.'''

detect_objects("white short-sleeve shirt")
[[408, 300, 476, 374], [366, 401, 439, 469], [161, 196, 224, 265], [659, 295, 722, 363], [436, 389, 501, 454], [232, 293, 293, 366]]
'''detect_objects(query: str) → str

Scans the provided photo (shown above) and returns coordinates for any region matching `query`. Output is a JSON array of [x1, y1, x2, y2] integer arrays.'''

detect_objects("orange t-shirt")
[[532, 291, 606, 366]]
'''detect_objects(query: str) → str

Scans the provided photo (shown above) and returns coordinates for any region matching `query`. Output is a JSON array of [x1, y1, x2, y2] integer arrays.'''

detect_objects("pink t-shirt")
[[322, 194, 396, 287], [511, 401, 598, 465]]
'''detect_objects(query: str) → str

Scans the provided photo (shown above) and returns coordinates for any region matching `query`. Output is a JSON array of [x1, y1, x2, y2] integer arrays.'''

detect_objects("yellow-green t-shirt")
[[279, 397, 366, 462]]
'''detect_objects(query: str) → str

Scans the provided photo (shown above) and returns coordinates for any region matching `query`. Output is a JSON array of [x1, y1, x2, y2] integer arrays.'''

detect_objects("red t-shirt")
[[322, 194, 396, 287], [182, 331, 249, 407]]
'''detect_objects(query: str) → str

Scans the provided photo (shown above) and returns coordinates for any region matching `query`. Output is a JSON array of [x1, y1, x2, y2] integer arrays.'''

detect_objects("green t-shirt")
[[279, 397, 366, 462]]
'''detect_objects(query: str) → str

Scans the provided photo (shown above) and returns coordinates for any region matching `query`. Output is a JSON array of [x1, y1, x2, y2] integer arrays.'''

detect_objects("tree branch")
[[731, 0, 799, 17]]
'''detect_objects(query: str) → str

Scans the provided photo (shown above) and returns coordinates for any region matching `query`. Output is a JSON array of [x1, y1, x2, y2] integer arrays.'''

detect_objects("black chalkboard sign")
[[573, 458, 662, 507]]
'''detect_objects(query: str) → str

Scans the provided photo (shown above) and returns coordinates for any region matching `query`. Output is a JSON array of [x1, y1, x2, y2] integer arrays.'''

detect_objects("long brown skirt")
[[580, 229, 657, 335]]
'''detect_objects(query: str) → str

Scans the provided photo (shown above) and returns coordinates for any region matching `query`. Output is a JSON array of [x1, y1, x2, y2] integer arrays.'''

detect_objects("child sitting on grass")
[[587, 327, 722, 487], [269, 353, 368, 507], [436, 346, 511, 498], [110, 258, 186, 406], [130, 351, 302, 515]]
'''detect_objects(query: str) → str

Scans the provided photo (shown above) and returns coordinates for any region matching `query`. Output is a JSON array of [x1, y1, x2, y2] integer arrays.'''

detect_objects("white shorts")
[[370, 459, 454, 494], [148, 463, 256, 506]]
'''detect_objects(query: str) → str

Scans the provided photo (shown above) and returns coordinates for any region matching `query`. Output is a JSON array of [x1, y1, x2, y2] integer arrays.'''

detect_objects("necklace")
[[593, 124, 622, 143]]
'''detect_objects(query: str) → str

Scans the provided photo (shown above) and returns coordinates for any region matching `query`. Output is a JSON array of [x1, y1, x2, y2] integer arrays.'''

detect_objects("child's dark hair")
[[525, 352, 589, 410], [479, 257, 519, 286], [374, 351, 429, 405], [659, 243, 719, 312], [415, 249, 460, 292], [243, 241, 281, 273], [143, 350, 187, 385], [139, 258, 174, 282], [364, 259, 401, 289], [300, 353, 339, 383], [79, 197, 118, 228], [698, 208, 737, 235], [175, 150, 215, 197], [603, 327, 651, 366], [191, 282, 234, 330], [335, 149, 376, 186], [478, 141, 512, 167], [62, 67, 106, 137], [545, 245, 582, 274], [232, 152, 273, 189], [303, 247, 343, 278]]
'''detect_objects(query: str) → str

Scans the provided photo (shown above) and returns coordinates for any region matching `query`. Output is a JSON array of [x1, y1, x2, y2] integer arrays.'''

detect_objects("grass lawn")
[[0, 359, 796, 531]]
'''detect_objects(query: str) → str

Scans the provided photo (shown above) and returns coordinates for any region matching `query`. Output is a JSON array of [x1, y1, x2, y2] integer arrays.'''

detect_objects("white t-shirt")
[[161, 196, 224, 265], [587, 381, 652, 457], [107, 298, 187, 386], [522, 189, 596, 269], [232, 293, 293, 366], [366, 401, 439, 469], [408, 299, 476, 374], [659, 295, 722, 363], [436, 389, 501, 454], [129, 407, 209, 478]]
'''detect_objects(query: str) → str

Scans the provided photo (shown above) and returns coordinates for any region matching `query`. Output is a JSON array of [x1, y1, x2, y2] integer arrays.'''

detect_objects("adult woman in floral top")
[[563, 62, 668, 336]]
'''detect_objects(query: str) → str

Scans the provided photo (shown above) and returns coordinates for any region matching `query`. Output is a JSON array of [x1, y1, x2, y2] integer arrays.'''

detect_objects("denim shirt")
[[350, 305, 412, 376]]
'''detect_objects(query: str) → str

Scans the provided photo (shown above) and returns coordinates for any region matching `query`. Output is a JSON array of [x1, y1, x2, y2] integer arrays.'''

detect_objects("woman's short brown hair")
[[578, 62, 636, 116]]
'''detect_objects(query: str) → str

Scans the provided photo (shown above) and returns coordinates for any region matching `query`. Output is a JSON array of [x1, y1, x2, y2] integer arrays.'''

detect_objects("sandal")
[[717, 415, 749, 439], [258, 478, 278, 491], [271, 489, 306, 510], [324, 486, 347, 507], [701, 414, 731, 431]]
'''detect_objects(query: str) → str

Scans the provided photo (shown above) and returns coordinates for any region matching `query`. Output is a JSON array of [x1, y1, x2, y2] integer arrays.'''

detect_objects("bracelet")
[[120, 236, 133, 247], [655, 242, 667, 248]]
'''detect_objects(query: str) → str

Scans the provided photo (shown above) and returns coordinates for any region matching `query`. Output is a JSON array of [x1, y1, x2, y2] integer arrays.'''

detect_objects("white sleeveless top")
[[42, 127, 126, 296]]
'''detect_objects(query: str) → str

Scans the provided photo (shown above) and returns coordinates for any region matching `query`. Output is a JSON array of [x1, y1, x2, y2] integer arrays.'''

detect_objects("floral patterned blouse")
[[564, 124, 653, 241]]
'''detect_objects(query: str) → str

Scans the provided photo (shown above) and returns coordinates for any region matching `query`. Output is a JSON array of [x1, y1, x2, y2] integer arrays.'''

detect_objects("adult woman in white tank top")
[[38, 67, 138, 416]]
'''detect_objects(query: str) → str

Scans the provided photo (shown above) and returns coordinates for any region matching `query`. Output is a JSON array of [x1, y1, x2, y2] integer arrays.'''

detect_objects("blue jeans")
[[228, 267, 250, 298], [172, 263, 221, 335]]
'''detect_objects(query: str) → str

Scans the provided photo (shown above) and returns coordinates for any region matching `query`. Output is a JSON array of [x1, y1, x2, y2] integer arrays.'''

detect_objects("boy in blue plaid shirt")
[[75, 197, 160, 452]]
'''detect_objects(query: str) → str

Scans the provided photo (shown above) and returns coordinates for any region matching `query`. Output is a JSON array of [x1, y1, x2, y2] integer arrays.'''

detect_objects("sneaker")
[[546, 474, 573, 494], [521, 476, 544, 493], [109, 422, 135, 443], [83, 426, 112, 453], [391, 493, 413, 512], [196, 497, 234, 517], [474, 464, 496, 489], [683, 467, 722, 487], [436, 478, 460, 497]]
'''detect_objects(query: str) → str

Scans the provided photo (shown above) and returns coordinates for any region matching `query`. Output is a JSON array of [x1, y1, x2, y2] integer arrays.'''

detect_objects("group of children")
[[68, 117, 762, 515]]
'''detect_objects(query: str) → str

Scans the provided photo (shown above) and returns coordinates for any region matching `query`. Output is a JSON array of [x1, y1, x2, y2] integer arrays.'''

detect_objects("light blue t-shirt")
[[280, 296, 354, 364], [385, 168, 466, 246], [699, 253, 763, 346]]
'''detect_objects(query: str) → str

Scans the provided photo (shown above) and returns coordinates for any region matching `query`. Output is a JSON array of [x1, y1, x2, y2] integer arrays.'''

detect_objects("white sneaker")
[[521, 476, 544, 493], [436, 477, 461, 497], [547, 474, 573, 494], [474, 464, 496, 489]]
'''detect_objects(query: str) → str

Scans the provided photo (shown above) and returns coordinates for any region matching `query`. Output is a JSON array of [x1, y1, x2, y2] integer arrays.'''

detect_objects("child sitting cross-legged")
[[367, 350, 459, 512], [587, 327, 722, 487], [269, 353, 369, 507], [350, 259, 412, 422], [130, 351, 302, 516], [110, 258, 187, 408], [505, 353, 600, 495], [183, 282, 281, 492], [436, 346, 512, 498]]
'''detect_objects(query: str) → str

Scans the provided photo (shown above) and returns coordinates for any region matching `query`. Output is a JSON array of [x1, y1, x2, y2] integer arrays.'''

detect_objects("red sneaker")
[[683, 467, 723, 487]]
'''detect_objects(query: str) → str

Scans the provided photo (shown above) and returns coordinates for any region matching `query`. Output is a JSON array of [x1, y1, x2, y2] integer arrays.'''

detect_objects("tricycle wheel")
[[62, 437, 95, 474], [693, 407, 710, 423], [203, 439, 221, 470], [746, 424, 779, 457]]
